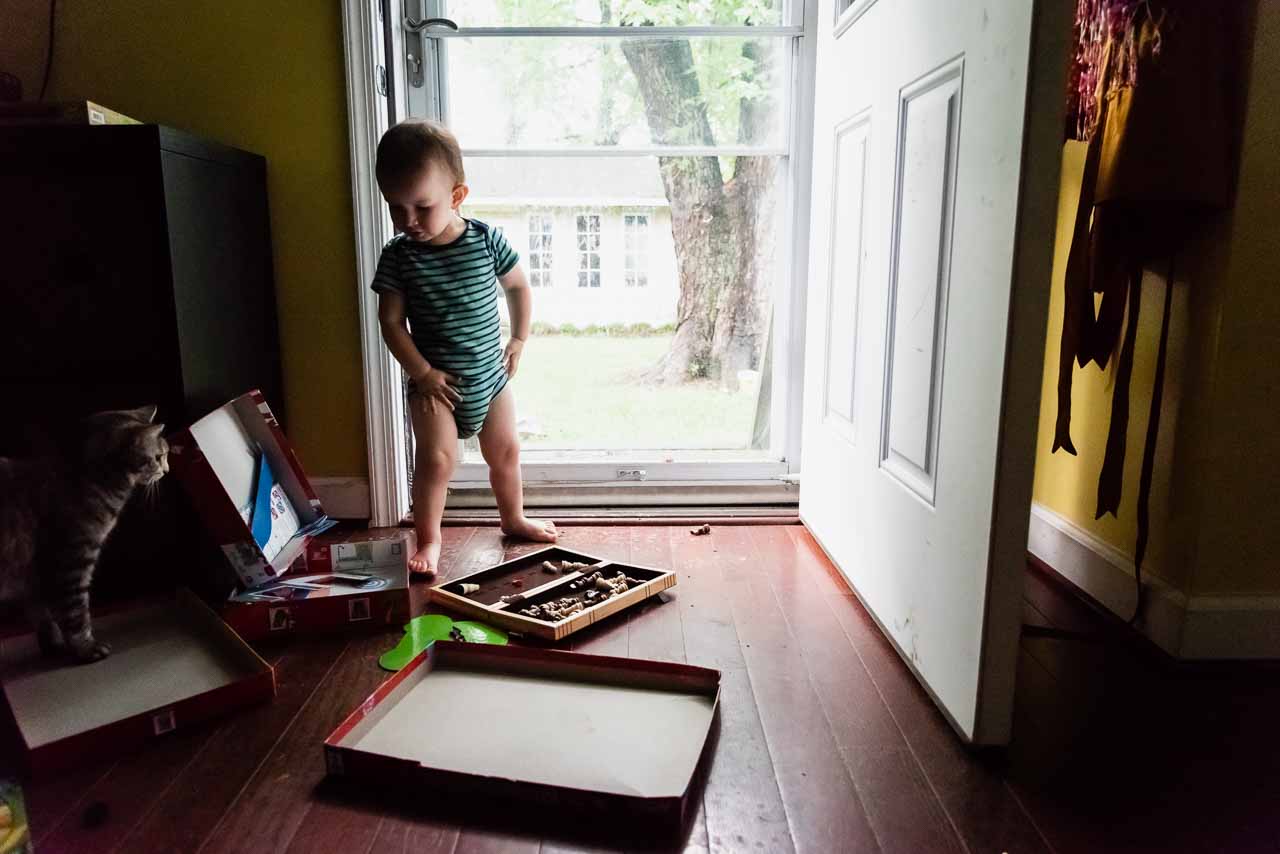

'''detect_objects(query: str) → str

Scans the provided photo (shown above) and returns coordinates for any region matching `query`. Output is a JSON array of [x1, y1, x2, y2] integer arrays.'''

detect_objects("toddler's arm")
[[498, 264, 532, 377], [377, 291, 460, 412], [377, 291, 431, 377]]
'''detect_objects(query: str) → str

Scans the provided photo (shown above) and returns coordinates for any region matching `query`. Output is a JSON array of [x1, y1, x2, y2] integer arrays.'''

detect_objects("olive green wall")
[[1, 1, 369, 477]]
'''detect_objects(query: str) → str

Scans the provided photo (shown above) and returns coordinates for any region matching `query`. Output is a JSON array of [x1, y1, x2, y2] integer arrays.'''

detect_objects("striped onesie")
[[371, 218, 519, 438]]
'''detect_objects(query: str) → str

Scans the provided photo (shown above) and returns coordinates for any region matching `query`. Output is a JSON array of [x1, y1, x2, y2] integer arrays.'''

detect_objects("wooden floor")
[[8, 525, 1280, 853]]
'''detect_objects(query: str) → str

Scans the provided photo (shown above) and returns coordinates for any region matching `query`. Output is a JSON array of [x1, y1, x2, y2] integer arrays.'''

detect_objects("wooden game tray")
[[324, 641, 720, 826], [428, 546, 677, 641]]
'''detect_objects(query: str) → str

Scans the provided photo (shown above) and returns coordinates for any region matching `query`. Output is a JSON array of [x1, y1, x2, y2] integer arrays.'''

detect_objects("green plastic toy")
[[377, 614, 508, 671]]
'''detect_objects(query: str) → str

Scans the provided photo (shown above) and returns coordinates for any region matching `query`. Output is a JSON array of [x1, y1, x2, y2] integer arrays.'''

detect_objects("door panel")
[[800, 0, 1069, 743], [822, 112, 871, 441], [881, 61, 961, 501]]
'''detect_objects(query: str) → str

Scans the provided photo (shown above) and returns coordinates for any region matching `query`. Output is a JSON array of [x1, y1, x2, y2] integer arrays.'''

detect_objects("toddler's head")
[[376, 119, 468, 243]]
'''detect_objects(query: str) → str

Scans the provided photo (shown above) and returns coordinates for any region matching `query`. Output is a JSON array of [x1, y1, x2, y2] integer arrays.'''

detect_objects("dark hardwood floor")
[[6, 525, 1279, 853]]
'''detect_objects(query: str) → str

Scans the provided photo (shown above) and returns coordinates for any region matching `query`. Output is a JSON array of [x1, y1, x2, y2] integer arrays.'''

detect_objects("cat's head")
[[83, 405, 169, 486]]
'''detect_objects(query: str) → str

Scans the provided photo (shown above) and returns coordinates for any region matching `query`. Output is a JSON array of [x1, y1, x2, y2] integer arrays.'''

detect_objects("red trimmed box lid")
[[323, 642, 721, 829], [169, 391, 332, 588], [0, 590, 275, 779]]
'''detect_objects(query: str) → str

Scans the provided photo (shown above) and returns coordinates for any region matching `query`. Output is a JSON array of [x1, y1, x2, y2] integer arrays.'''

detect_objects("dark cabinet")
[[0, 124, 284, 595]]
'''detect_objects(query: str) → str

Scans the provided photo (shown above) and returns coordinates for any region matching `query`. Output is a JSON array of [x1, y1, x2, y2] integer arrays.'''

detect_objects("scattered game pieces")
[[451, 621, 508, 644], [459, 583, 480, 595], [378, 615, 508, 671], [690, 524, 711, 536], [513, 570, 642, 623]]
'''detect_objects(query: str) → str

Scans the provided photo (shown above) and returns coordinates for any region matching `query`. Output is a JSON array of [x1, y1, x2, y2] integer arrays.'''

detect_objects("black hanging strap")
[[1095, 261, 1143, 520], [1130, 255, 1175, 623]]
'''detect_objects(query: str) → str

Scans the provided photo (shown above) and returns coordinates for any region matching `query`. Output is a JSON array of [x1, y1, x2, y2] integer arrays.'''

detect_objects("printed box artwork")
[[222, 529, 413, 641], [170, 391, 410, 641], [169, 391, 335, 588]]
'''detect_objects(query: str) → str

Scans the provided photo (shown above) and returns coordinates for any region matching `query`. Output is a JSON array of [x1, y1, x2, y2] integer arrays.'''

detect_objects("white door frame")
[[343, 1, 816, 524], [343, 0, 411, 526]]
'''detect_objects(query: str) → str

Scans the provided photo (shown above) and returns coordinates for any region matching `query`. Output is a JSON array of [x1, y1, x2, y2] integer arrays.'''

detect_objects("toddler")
[[372, 119, 557, 576]]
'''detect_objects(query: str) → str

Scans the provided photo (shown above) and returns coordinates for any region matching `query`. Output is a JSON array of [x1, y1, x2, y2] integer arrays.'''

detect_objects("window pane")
[[444, 1, 786, 29], [445, 36, 787, 150], [459, 154, 778, 450]]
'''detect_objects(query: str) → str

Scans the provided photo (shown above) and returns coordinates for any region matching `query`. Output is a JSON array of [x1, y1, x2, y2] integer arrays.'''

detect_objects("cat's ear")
[[129, 405, 159, 424], [144, 424, 166, 441]]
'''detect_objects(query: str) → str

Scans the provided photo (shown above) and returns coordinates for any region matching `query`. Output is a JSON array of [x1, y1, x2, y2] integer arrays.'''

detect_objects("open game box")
[[324, 642, 720, 826], [0, 590, 274, 778], [429, 546, 677, 641], [222, 528, 413, 641], [169, 391, 410, 640]]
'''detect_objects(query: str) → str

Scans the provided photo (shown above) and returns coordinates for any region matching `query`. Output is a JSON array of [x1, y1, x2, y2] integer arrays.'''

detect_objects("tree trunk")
[[621, 36, 775, 389]]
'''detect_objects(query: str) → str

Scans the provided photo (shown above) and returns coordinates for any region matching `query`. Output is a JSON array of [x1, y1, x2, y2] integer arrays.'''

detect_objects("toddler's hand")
[[504, 338, 525, 379], [414, 367, 461, 414]]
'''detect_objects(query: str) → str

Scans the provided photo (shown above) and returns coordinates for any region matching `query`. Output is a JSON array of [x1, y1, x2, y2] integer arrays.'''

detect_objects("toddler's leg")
[[478, 386, 557, 543], [408, 395, 459, 577]]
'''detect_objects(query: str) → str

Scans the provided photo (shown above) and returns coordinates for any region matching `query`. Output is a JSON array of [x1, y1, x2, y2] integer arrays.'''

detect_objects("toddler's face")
[[381, 165, 467, 243]]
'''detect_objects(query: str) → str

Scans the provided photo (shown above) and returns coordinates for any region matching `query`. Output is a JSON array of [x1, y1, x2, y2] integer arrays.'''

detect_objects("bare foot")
[[501, 517, 558, 543], [408, 541, 442, 579]]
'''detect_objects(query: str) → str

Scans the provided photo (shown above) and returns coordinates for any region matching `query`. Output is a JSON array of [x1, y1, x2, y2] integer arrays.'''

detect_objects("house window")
[[623, 214, 649, 288], [576, 213, 601, 288], [528, 213, 554, 287]]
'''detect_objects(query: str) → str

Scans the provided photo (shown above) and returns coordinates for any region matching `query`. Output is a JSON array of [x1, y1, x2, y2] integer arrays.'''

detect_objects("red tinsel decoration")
[[1066, 0, 1163, 141]]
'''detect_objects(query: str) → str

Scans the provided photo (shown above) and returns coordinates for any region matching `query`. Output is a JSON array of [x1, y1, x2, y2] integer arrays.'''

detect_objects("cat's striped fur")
[[0, 406, 168, 663]]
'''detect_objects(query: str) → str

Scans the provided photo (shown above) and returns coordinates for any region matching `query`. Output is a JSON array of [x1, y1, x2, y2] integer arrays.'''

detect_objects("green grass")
[[504, 335, 760, 450]]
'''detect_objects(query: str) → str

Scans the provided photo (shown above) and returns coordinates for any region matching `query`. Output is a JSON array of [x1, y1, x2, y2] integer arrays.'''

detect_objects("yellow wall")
[[1185, 1, 1280, 595], [1031, 142, 1185, 589], [0, 1, 368, 477]]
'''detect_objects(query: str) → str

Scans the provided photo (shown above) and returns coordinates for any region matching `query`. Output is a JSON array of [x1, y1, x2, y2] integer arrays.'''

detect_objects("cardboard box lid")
[[0, 590, 273, 761], [327, 643, 720, 807], [170, 391, 333, 588]]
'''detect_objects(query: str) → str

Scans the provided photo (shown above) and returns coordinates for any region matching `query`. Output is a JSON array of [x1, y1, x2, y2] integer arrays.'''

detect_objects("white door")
[[800, 0, 1070, 744]]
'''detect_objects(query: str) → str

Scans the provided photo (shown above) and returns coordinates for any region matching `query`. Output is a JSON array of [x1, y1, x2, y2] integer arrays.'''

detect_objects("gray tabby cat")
[[0, 406, 168, 663]]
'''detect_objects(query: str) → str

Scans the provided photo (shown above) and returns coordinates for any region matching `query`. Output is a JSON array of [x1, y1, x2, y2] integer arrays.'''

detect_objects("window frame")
[[575, 212, 603, 289], [527, 211, 554, 288], [345, 0, 816, 521], [623, 212, 650, 288]]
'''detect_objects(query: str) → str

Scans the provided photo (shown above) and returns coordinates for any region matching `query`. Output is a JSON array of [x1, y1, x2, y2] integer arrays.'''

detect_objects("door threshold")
[[413, 505, 801, 527]]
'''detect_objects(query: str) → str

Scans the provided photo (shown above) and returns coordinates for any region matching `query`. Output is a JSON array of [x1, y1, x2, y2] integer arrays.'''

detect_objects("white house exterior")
[[462, 157, 679, 328]]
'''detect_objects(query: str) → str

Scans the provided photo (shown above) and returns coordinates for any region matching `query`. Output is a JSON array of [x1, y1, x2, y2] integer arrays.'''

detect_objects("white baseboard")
[[1027, 502, 1185, 655], [312, 477, 371, 521], [1182, 596, 1280, 660], [1028, 502, 1280, 660]]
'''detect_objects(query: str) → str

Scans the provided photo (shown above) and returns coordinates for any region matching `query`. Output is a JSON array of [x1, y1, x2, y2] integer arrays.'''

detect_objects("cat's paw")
[[69, 638, 112, 663]]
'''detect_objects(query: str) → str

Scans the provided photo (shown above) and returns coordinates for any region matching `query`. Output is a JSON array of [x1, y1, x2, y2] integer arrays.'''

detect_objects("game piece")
[[542, 561, 559, 574], [512, 578, 523, 587], [690, 524, 711, 536], [459, 583, 479, 595]]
